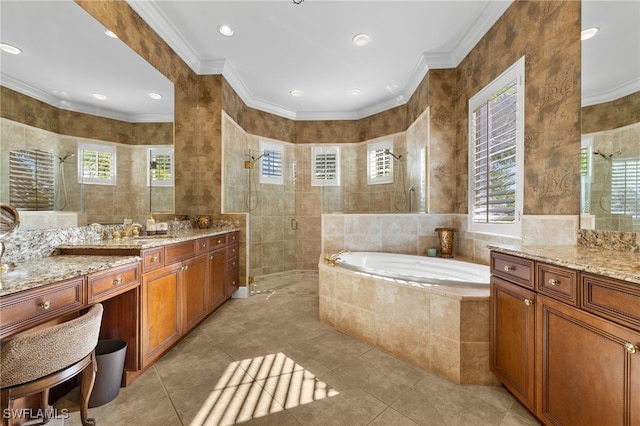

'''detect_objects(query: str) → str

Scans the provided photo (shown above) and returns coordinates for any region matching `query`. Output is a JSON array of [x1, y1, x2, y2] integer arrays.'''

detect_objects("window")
[[610, 157, 640, 219], [468, 56, 524, 237], [78, 142, 116, 185], [9, 149, 55, 210], [311, 146, 340, 186], [259, 140, 284, 185], [367, 139, 393, 185], [148, 147, 174, 187]]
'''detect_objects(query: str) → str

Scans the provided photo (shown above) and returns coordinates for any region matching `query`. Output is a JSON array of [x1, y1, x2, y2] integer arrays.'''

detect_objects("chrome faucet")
[[123, 223, 143, 238], [324, 250, 349, 266]]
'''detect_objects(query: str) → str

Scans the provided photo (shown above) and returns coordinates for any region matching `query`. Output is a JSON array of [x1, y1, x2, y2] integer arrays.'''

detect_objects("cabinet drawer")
[[227, 231, 239, 245], [226, 256, 239, 276], [207, 234, 227, 252], [226, 243, 239, 259], [491, 252, 535, 289], [537, 262, 579, 306], [0, 278, 85, 339], [165, 241, 196, 264], [88, 263, 140, 303], [582, 273, 640, 332], [196, 238, 209, 255], [142, 247, 164, 272]]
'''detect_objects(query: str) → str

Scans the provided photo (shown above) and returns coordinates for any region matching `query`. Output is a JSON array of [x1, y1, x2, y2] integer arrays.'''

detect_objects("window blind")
[[311, 146, 340, 186], [471, 78, 518, 224], [611, 157, 640, 218], [9, 149, 55, 210], [261, 149, 282, 179], [150, 152, 173, 186], [81, 148, 115, 183]]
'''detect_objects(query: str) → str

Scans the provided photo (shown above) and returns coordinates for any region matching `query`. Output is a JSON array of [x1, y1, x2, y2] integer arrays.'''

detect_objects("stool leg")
[[40, 389, 50, 424], [79, 351, 97, 426]]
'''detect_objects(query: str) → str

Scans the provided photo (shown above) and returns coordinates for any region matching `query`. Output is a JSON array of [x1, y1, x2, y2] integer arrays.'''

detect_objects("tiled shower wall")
[[321, 213, 578, 265]]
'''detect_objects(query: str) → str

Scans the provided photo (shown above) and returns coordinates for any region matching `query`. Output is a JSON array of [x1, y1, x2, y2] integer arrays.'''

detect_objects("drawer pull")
[[231, 261, 236, 267], [39, 300, 51, 310], [217, 239, 223, 244], [504, 265, 515, 272], [548, 278, 559, 286], [201, 243, 206, 249], [150, 256, 159, 263], [113, 277, 122, 285], [523, 298, 533, 306], [625, 342, 639, 354]]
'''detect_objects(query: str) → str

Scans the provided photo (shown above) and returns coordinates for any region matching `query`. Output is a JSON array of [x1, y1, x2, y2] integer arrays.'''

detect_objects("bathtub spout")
[[324, 250, 350, 266]]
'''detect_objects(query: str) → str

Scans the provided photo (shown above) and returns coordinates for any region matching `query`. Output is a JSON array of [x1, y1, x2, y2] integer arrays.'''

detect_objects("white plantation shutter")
[[149, 147, 174, 187], [79, 142, 116, 185], [9, 149, 55, 210], [259, 140, 284, 185], [468, 57, 524, 237], [311, 146, 340, 186], [367, 140, 393, 185], [610, 158, 640, 218]]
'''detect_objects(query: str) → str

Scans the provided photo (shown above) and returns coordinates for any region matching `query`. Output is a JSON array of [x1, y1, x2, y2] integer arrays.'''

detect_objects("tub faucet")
[[324, 250, 349, 266], [123, 223, 143, 238]]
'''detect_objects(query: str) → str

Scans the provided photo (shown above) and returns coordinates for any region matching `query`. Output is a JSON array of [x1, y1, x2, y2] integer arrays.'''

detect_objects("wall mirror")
[[0, 0, 175, 226], [580, 1, 640, 232]]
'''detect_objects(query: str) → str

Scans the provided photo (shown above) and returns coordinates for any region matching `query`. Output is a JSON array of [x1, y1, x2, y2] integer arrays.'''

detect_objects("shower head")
[[251, 152, 270, 162], [58, 152, 75, 163], [384, 149, 401, 161]]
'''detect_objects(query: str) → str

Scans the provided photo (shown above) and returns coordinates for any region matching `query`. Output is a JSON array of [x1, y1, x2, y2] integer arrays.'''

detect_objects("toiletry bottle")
[[123, 214, 133, 226], [146, 215, 156, 235]]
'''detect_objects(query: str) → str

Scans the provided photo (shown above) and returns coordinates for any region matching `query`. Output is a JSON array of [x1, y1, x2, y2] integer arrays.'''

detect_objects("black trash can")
[[88, 340, 127, 408]]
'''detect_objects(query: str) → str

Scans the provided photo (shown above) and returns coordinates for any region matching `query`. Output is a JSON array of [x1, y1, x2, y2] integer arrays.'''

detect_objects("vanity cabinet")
[[490, 251, 640, 426], [207, 249, 227, 312]]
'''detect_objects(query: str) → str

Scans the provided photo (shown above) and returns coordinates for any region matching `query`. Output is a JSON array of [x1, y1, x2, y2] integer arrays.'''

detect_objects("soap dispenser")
[[146, 215, 156, 235]]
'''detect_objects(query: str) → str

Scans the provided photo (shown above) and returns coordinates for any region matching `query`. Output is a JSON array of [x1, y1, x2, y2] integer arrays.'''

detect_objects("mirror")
[[0, 0, 175, 226], [580, 1, 640, 232]]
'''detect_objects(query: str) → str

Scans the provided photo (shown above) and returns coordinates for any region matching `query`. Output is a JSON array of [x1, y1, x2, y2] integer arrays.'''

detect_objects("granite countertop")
[[58, 227, 240, 250], [0, 255, 141, 297], [489, 244, 640, 285]]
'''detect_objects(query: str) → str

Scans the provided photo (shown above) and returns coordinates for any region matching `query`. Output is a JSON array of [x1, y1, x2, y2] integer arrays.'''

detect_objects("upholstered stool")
[[1, 303, 103, 426]]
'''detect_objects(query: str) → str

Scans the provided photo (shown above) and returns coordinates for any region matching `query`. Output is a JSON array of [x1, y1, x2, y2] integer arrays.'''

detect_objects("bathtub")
[[334, 251, 490, 287]]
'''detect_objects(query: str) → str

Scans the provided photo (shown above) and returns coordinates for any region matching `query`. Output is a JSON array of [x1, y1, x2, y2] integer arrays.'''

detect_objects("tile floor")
[[52, 272, 539, 426]]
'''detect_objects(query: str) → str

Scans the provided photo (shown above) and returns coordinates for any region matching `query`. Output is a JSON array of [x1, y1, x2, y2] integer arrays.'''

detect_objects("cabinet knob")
[[504, 265, 514, 272], [548, 278, 559, 286], [523, 298, 533, 306], [625, 342, 639, 354], [150, 256, 159, 262], [113, 277, 122, 285], [217, 239, 222, 244], [39, 300, 51, 310]]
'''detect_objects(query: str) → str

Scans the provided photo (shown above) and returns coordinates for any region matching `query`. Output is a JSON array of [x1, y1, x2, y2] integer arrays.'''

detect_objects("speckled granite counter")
[[490, 245, 640, 285], [57, 227, 239, 251], [0, 255, 140, 297]]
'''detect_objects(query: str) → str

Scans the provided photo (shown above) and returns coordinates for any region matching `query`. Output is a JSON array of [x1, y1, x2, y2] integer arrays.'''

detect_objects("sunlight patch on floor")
[[189, 352, 338, 426]]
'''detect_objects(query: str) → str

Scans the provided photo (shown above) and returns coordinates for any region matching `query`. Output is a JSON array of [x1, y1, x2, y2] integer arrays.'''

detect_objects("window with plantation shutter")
[[311, 146, 340, 186], [580, 138, 593, 214], [78, 142, 116, 185], [610, 157, 640, 219], [468, 56, 524, 237], [9, 149, 55, 210], [259, 140, 284, 185], [367, 139, 393, 185], [148, 147, 174, 187]]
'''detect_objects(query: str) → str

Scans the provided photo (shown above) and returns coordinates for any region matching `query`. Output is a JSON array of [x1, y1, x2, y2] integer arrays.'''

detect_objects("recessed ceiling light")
[[104, 30, 118, 39], [149, 92, 163, 100], [218, 25, 234, 37], [92, 93, 107, 100], [581, 27, 599, 41], [352, 33, 371, 47], [289, 89, 303, 97], [350, 88, 362, 96], [0, 43, 22, 55]]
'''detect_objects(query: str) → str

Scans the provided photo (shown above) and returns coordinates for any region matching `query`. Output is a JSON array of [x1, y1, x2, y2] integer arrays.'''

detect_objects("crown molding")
[[582, 77, 640, 107], [1, 74, 172, 123]]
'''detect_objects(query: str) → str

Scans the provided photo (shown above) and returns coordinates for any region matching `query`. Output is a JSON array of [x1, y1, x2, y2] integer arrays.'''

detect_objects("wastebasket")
[[88, 339, 127, 408]]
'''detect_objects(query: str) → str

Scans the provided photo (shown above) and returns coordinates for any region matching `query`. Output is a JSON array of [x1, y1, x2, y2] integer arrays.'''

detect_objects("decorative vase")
[[197, 215, 211, 229], [435, 227, 456, 258]]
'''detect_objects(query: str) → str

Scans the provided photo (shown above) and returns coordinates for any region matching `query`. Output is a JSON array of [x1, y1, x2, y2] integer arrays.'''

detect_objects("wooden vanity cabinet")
[[182, 253, 208, 332], [491, 251, 640, 426], [207, 248, 227, 312]]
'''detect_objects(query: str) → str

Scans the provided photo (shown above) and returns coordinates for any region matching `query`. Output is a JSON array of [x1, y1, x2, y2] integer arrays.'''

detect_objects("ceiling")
[[1, 1, 638, 122]]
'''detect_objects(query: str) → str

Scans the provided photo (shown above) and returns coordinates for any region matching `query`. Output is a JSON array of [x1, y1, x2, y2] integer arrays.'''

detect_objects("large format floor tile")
[[53, 272, 538, 426]]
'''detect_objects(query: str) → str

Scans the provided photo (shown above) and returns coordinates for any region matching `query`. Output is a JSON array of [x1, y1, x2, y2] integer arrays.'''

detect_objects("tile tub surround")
[[318, 261, 498, 386], [322, 213, 579, 265]]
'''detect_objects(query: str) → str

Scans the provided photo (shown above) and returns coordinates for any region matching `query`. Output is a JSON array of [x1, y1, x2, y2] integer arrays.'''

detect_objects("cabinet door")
[[141, 263, 182, 368], [490, 276, 536, 411], [537, 294, 640, 426], [207, 249, 227, 312], [182, 254, 208, 332]]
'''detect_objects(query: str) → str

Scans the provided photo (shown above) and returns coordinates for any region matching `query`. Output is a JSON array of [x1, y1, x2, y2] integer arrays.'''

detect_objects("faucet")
[[122, 223, 143, 238], [324, 250, 349, 266]]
